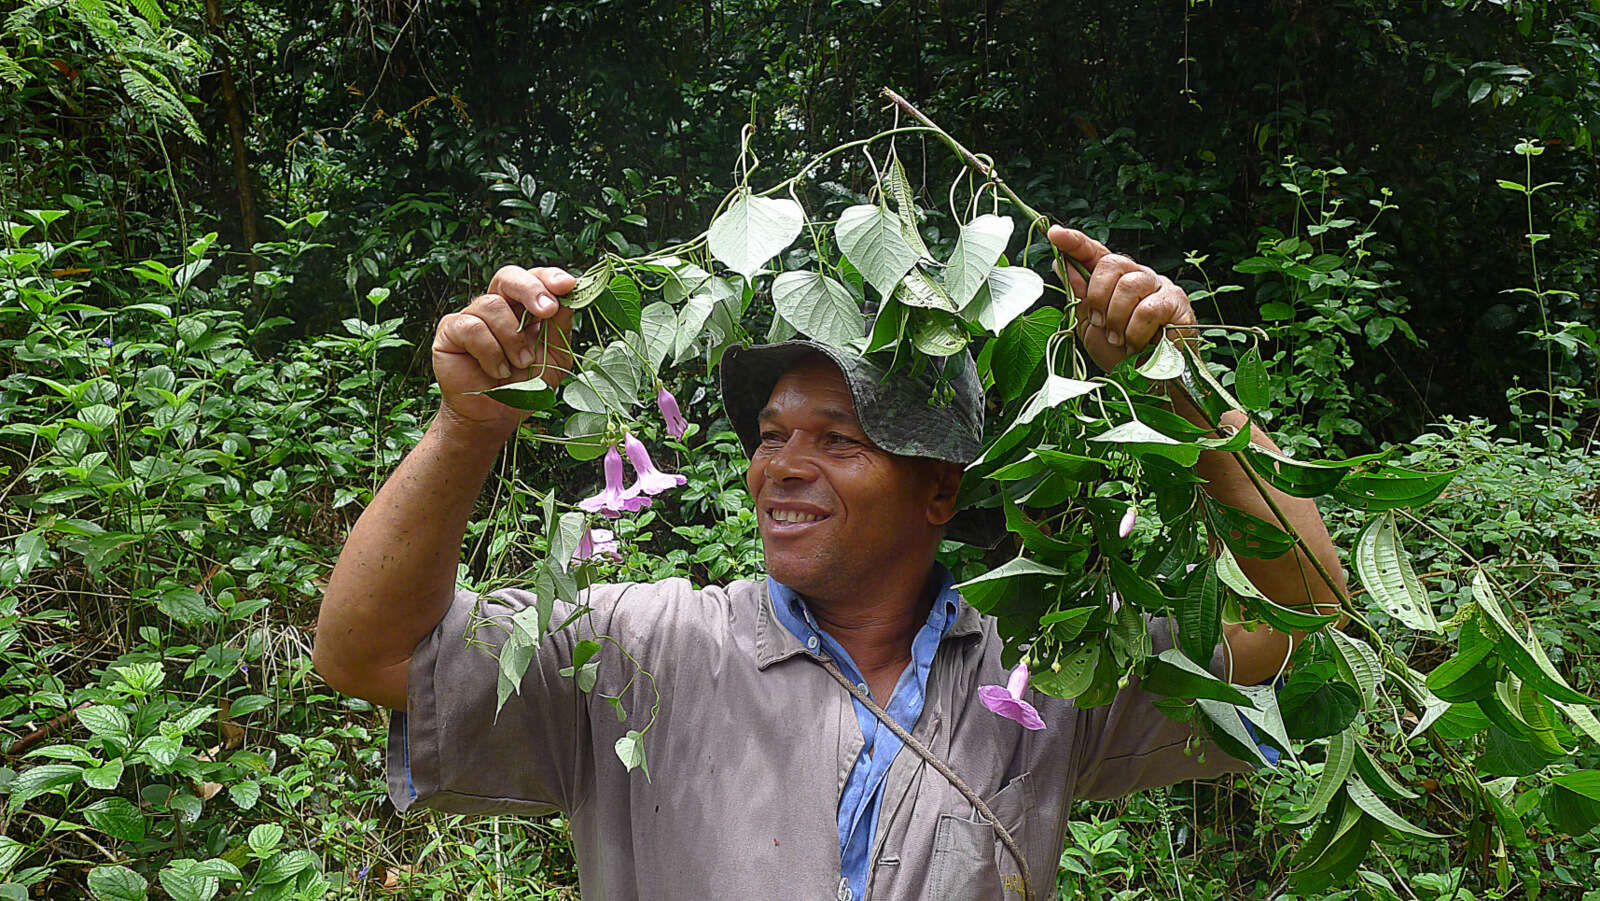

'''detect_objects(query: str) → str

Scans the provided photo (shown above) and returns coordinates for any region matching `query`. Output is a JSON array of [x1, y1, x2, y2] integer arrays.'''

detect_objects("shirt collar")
[[754, 564, 974, 670]]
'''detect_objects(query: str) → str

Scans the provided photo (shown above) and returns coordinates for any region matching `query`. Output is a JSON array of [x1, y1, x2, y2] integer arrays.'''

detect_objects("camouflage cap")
[[720, 340, 984, 465]]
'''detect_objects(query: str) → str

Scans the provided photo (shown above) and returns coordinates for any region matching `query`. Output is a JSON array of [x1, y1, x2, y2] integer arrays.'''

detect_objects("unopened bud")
[[1118, 505, 1138, 539]]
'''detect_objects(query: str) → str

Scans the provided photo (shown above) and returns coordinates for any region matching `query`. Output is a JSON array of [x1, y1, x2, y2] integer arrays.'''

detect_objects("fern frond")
[[119, 63, 204, 144], [128, 0, 165, 28], [0, 46, 28, 88]]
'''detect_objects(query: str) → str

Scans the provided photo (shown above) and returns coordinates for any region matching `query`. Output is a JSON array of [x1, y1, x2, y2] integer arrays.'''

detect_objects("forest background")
[[2, 0, 1599, 898]]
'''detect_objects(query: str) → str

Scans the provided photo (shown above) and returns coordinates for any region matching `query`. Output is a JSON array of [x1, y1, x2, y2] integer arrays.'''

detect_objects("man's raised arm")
[[1048, 227, 1347, 687], [312, 265, 576, 710]]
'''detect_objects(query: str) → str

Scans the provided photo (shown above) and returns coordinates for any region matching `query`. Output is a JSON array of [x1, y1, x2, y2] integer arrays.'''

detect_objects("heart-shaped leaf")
[[707, 190, 804, 279]]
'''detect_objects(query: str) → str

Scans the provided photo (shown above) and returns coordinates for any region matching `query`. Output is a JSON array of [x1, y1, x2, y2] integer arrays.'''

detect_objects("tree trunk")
[[204, 0, 259, 282]]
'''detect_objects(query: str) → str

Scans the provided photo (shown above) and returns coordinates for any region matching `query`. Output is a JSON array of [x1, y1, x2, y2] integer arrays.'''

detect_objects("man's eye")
[[759, 431, 785, 445], [826, 433, 859, 447]]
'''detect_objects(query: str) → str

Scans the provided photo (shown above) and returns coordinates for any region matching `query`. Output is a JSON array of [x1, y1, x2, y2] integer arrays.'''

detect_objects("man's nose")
[[765, 434, 816, 481]]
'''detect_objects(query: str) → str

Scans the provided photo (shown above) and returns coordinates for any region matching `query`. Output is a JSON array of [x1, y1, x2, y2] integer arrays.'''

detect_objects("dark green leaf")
[[1332, 465, 1453, 510], [989, 308, 1061, 401], [1203, 496, 1295, 559], [1279, 664, 1361, 740], [1234, 347, 1269, 408], [1142, 649, 1255, 707], [1175, 564, 1221, 667], [478, 378, 556, 412]]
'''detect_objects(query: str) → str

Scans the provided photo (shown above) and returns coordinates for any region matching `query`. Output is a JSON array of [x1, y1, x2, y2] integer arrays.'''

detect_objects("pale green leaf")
[[1090, 420, 1182, 446], [673, 295, 716, 363], [158, 864, 219, 901], [228, 780, 261, 810], [1346, 778, 1445, 838], [615, 730, 650, 778], [953, 555, 1065, 593], [835, 204, 920, 300], [1554, 699, 1600, 745], [1135, 337, 1185, 380], [79, 705, 131, 743], [909, 311, 968, 357], [707, 190, 804, 279], [967, 265, 1043, 333], [1015, 376, 1101, 427], [1287, 727, 1355, 825], [638, 302, 677, 374], [1354, 513, 1440, 632], [771, 271, 864, 348], [893, 266, 957, 311], [1329, 630, 1383, 708], [945, 214, 1014, 309], [247, 823, 284, 857]]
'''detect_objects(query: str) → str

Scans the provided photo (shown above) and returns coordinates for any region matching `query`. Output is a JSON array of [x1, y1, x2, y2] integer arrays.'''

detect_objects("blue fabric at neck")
[[767, 567, 960, 901]]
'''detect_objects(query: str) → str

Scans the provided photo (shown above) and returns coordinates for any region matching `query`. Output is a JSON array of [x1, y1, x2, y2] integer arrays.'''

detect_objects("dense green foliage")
[[2, 0, 1597, 898]]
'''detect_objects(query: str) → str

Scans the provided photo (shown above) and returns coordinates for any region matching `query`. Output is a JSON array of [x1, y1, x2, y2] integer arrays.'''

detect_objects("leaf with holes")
[[894, 265, 957, 311], [1353, 513, 1439, 632], [1333, 465, 1453, 510], [1235, 347, 1269, 408]]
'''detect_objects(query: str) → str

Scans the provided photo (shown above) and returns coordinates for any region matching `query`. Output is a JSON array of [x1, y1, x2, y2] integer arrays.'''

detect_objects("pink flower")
[[978, 662, 1045, 730], [1118, 505, 1138, 539], [656, 384, 688, 439], [578, 446, 652, 518], [622, 433, 686, 496], [573, 527, 622, 563]]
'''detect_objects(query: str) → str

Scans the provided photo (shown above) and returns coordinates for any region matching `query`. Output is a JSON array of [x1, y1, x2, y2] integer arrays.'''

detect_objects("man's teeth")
[[771, 509, 823, 523]]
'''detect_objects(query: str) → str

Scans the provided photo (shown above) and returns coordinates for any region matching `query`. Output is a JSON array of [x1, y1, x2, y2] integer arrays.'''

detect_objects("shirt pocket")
[[927, 772, 1033, 901]]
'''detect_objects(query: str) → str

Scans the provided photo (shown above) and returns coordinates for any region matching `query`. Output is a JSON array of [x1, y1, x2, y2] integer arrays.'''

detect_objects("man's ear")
[[925, 462, 964, 527]]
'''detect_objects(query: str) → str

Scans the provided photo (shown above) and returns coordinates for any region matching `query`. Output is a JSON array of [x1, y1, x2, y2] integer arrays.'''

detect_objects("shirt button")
[[837, 878, 854, 901], [806, 636, 819, 651], [856, 683, 869, 695]]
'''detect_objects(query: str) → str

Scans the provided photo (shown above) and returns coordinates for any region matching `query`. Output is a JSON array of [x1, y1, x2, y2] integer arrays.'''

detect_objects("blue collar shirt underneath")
[[767, 567, 961, 901]]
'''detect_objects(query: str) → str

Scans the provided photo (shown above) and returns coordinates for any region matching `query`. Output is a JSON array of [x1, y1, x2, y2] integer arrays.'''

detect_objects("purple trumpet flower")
[[578, 446, 651, 518], [1118, 505, 1138, 539], [622, 433, 687, 496], [656, 384, 688, 439], [978, 662, 1046, 731], [573, 527, 622, 563]]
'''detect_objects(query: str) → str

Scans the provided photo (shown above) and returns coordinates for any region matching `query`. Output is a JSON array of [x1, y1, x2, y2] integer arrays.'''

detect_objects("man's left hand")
[[1047, 226, 1196, 373]]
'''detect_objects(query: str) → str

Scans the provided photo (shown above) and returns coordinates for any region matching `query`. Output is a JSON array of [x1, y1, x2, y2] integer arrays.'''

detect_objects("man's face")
[[746, 356, 954, 604]]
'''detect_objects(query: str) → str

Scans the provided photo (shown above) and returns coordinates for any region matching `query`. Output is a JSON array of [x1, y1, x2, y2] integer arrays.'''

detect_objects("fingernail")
[[1106, 331, 1122, 346], [1090, 311, 1104, 327], [497, 363, 511, 379], [537, 294, 555, 311], [518, 349, 535, 368]]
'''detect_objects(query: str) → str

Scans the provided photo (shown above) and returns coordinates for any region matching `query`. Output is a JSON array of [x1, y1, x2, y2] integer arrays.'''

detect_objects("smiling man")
[[314, 227, 1344, 901]]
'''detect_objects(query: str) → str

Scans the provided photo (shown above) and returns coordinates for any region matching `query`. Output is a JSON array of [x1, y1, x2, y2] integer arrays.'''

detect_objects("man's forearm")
[[313, 413, 512, 709], [1168, 388, 1348, 684]]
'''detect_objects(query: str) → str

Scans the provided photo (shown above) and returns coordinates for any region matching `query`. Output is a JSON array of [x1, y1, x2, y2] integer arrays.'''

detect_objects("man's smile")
[[763, 503, 832, 530]]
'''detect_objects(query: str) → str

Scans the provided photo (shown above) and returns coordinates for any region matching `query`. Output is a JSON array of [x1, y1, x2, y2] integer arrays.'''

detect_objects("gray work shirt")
[[388, 579, 1245, 900]]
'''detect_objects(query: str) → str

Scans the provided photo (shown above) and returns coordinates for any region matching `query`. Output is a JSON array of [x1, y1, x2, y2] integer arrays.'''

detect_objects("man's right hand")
[[433, 265, 576, 434]]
